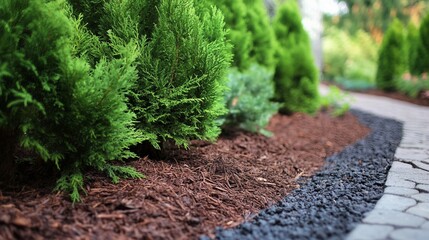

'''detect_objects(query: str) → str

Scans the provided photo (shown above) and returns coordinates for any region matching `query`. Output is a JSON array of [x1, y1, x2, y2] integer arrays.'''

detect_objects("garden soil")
[[0, 112, 369, 240]]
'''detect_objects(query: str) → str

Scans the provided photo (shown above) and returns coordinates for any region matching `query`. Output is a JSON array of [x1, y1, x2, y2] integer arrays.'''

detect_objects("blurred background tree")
[[323, 0, 429, 99], [326, 0, 429, 43]]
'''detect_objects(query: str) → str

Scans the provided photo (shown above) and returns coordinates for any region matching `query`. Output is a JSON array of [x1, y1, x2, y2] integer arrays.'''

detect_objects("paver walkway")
[[344, 92, 429, 240]]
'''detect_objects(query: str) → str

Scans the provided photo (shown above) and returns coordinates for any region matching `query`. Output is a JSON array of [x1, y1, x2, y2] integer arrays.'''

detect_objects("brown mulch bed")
[[353, 89, 429, 107], [0, 112, 369, 240]]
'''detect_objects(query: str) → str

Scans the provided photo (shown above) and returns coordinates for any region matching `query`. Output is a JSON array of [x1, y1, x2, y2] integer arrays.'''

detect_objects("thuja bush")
[[69, 0, 232, 150], [205, 0, 252, 70], [376, 19, 407, 91], [135, 0, 232, 148], [0, 0, 143, 202], [244, 0, 276, 69], [415, 14, 429, 74], [199, 0, 278, 134], [272, 0, 319, 114], [222, 64, 279, 136], [407, 23, 420, 75]]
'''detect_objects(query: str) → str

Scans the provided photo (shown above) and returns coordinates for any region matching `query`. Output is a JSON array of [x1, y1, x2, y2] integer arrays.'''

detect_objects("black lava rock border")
[[203, 109, 403, 240]]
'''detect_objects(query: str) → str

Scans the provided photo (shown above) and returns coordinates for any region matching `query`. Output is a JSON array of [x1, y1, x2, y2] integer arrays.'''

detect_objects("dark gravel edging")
[[202, 109, 403, 240]]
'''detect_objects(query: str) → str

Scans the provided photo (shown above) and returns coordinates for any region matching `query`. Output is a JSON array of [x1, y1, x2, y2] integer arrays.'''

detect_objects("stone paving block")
[[400, 143, 429, 150], [413, 161, 429, 172], [389, 228, 429, 240], [385, 174, 416, 188], [390, 162, 413, 171], [389, 165, 428, 175], [384, 187, 419, 197], [374, 194, 416, 211], [392, 171, 429, 185], [417, 184, 429, 193], [406, 203, 429, 219], [363, 210, 425, 227], [400, 135, 428, 146], [346, 224, 394, 240], [401, 130, 429, 140], [412, 193, 429, 202], [396, 148, 429, 162], [399, 159, 429, 172], [403, 124, 429, 131]]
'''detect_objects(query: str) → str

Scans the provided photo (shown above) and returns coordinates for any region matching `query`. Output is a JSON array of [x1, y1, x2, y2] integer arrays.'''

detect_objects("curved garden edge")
[[208, 109, 403, 240], [0, 110, 369, 240], [1, 92, 427, 240], [209, 91, 429, 240]]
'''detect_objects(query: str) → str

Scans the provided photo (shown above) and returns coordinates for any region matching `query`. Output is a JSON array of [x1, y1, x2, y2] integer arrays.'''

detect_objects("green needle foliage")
[[0, 0, 143, 202], [135, 0, 232, 149], [272, 0, 319, 114], [415, 14, 429, 74], [68, 0, 232, 150], [376, 19, 407, 91], [244, 0, 276, 69], [205, 0, 252, 69], [222, 64, 279, 136]]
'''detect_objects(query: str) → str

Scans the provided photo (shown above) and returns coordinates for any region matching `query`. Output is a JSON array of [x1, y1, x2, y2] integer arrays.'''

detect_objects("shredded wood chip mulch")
[[0, 112, 369, 240]]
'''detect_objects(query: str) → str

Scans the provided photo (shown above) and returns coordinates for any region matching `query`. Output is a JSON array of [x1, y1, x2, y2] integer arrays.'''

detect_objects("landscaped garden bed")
[[0, 111, 368, 240], [2, 0, 422, 239], [211, 110, 403, 240]]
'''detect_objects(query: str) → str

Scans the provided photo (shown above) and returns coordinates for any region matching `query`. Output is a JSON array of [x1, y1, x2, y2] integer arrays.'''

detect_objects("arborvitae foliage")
[[272, 0, 319, 114], [69, 0, 160, 42], [376, 19, 407, 91], [244, 0, 276, 69], [222, 64, 279, 136], [134, 0, 232, 148], [206, 0, 252, 69], [65, 0, 106, 37], [0, 0, 143, 202], [415, 14, 429, 74], [407, 23, 420, 75], [69, 0, 232, 149]]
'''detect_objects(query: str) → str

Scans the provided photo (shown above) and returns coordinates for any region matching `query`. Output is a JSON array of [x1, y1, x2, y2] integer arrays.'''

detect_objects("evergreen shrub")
[[206, 0, 252, 70], [0, 0, 143, 202], [415, 14, 429, 74], [222, 64, 279, 136], [375, 19, 407, 91], [135, 0, 232, 148], [272, 0, 319, 114], [407, 23, 420, 75], [204, 0, 278, 133], [69, 0, 232, 150], [244, 0, 276, 69]]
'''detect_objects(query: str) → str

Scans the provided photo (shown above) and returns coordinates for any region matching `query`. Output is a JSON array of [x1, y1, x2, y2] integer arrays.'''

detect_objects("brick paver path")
[[345, 92, 429, 240]]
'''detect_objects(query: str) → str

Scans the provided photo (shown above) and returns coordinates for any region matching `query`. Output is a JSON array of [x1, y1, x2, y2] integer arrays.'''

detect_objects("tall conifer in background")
[[415, 14, 429, 74], [407, 23, 420, 75], [0, 0, 143, 201], [202, 0, 280, 134], [206, 0, 252, 70], [244, 0, 276, 69], [376, 19, 407, 91], [272, 0, 319, 114]]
